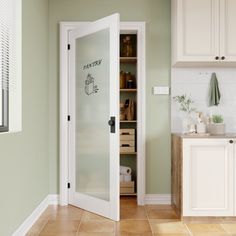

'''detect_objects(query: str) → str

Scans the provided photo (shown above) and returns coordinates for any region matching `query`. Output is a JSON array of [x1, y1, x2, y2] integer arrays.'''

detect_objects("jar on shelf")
[[122, 36, 133, 57], [120, 71, 126, 89], [120, 103, 126, 120], [126, 72, 135, 89], [126, 100, 135, 121]]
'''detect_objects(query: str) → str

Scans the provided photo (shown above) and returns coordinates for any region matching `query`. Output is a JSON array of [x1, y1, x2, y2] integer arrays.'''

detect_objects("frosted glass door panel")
[[76, 29, 110, 201]]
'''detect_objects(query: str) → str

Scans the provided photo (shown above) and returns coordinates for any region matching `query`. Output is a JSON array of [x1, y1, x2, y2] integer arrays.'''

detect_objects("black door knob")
[[215, 56, 219, 60], [108, 117, 115, 133], [229, 140, 234, 144], [221, 56, 226, 60], [108, 120, 115, 126]]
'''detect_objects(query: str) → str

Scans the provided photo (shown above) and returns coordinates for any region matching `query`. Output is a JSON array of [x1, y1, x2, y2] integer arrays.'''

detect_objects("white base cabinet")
[[183, 139, 235, 216], [171, 134, 236, 218]]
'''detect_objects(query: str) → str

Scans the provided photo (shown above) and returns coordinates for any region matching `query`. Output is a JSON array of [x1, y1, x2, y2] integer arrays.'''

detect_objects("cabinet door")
[[220, 0, 236, 62], [173, 0, 220, 64], [183, 139, 234, 216]]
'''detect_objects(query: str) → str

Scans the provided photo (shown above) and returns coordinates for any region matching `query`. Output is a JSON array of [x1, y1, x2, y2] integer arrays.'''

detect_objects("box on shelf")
[[120, 129, 135, 135], [120, 128, 135, 141], [120, 146, 135, 153], [120, 140, 135, 146], [120, 129, 135, 153], [120, 181, 135, 194]]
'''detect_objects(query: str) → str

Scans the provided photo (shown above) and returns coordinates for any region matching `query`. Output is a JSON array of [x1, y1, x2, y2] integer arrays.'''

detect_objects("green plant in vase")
[[212, 114, 223, 123], [173, 94, 196, 133], [210, 114, 225, 135]]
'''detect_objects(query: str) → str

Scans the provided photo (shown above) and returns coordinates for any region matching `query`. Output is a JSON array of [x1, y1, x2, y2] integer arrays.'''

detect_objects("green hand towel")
[[209, 72, 221, 106]]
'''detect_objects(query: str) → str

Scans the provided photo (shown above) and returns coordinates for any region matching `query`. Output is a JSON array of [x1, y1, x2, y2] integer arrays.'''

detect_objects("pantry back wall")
[[48, 0, 171, 194]]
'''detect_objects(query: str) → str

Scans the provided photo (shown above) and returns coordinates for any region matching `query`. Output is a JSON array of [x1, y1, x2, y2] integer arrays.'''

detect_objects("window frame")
[[0, 0, 22, 133]]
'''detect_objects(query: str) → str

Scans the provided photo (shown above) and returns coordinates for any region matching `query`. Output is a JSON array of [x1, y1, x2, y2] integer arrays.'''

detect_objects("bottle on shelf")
[[120, 71, 126, 89], [126, 73, 136, 89], [124, 99, 135, 121], [122, 36, 133, 57], [120, 102, 126, 121]]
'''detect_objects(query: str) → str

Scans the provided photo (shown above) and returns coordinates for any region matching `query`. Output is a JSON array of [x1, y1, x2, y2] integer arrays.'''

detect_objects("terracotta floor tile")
[[39, 220, 80, 235], [121, 206, 147, 220], [76, 233, 114, 236], [116, 233, 153, 236], [39, 233, 76, 236], [78, 220, 115, 233], [26, 219, 48, 235], [186, 224, 226, 234], [117, 220, 152, 234], [190, 234, 229, 236], [153, 234, 190, 236], [120, 197, 137, 208], [145, 205, 174, 211], [221, 223, 236, 233], [41, 205, 83, 220], [150, 220, 189, 234], [82, 211, 114, 221], [146, 208, 178, 219]]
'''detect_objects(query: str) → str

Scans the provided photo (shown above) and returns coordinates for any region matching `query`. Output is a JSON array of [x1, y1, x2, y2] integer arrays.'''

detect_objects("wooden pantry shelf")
[[120, 89, 137, 92], [120, 57, 137, 63], [120, 152, 137, 155], [120, 120, 137, 123], [120, 193, 137, 196]]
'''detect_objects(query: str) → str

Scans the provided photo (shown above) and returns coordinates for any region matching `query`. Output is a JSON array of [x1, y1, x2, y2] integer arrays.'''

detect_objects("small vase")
[[182, 113, 194, 134], [196, 123, 206, 134]]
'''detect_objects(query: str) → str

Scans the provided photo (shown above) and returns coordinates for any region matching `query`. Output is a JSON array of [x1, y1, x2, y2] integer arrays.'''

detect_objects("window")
[[0, 0, 21, 133]]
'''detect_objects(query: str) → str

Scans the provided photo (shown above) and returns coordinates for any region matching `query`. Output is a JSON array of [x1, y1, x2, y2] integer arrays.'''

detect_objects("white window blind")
[[0, 0, 21, 132]]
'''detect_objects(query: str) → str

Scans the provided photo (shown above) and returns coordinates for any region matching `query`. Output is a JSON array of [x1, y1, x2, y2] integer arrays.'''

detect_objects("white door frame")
[[60, 21, 146, 206]]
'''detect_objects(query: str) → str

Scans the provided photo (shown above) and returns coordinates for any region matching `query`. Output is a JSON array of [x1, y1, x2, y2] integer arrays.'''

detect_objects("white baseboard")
[[145, 194, 171, 205], [12, 194, 59, 236], [49, 194, 59, 205]]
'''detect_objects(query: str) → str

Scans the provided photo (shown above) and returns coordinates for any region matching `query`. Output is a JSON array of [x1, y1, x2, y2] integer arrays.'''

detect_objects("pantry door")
[[68, 14, 120, 221]]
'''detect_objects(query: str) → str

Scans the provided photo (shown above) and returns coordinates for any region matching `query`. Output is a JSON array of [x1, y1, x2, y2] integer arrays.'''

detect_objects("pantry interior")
[[120, 33, 138, 198], [119, 23, 146, 206]]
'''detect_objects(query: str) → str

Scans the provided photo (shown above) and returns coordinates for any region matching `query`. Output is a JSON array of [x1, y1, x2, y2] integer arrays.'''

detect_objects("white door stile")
[[68, 14, 120, 221]]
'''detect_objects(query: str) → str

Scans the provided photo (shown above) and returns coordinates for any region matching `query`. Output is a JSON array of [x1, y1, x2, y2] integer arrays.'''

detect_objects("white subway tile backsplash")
[[171, 68, 236, 132]]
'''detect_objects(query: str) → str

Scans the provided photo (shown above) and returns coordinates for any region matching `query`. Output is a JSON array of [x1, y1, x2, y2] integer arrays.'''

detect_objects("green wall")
[[0, 0, 49, 235], [49, 0, 171, 194]]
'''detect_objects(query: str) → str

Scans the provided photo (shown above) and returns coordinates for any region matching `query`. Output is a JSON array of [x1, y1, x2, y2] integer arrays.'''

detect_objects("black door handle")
[[108, 117, 115, 133], [229, 140, 234, 144]]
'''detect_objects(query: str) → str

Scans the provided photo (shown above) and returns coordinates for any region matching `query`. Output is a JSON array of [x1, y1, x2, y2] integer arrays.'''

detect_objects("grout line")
[[220, 223, 232, 235], [185, 224, 194, 236], [75, 210, 85, 234], [144, 204, 154, 235]]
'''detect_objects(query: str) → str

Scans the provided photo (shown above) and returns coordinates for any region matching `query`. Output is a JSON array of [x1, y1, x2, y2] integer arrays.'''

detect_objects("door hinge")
[[68, 44, 71, 50], [67, 182, 71, 189], [68, 115, 71, 121]]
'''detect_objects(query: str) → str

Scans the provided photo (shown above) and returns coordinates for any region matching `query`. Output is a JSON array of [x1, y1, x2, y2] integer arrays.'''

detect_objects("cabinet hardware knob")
[[229, 140, 234, 144], [221, 56, 226, 60], [215, 56, 219, 60]]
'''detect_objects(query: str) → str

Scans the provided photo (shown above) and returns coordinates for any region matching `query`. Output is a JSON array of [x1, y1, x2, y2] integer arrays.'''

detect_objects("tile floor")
[[26, 197, 236, 236]]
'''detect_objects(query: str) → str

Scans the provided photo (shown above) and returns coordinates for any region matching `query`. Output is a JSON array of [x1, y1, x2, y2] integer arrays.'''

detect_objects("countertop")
[[172, 133, 236, 139]]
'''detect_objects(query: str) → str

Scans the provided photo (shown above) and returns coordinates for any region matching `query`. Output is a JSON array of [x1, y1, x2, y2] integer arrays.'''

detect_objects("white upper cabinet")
[[220, 0, 236, 62], [172, 0, 236, 66]]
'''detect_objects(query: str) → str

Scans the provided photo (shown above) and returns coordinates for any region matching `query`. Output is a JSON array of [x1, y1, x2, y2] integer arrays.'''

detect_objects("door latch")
[[108, 117, 115, 133]]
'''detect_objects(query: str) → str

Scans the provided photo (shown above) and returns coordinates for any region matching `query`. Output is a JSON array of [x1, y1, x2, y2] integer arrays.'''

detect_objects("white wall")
[[171, 68, 236, 133]]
